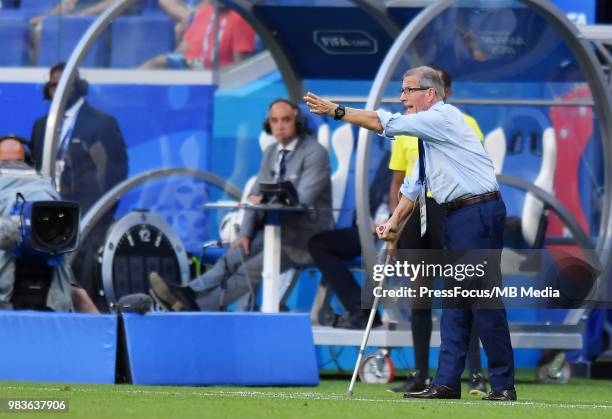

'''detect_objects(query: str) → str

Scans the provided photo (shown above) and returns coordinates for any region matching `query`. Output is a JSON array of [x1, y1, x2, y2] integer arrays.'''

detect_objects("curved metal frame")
[[100, 210, 191, 304], [68, 167, 241, 264], [40, 0, 411, 181], [355, 0, 612, 283], [41, 0, 612, 307], [497, 175, 596, 258]]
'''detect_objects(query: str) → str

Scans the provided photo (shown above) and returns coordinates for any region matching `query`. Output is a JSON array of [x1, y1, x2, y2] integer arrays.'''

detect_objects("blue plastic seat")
[[0, 15, 28, 66], [38, 15, 109, 67], [110, 15, 174, 68], [142, 0, 160, 11], [19, 0, 57, 13]]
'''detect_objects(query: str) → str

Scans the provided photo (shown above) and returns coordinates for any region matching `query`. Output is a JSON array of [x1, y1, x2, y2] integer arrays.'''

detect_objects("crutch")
[[347, 210, 413, 396]]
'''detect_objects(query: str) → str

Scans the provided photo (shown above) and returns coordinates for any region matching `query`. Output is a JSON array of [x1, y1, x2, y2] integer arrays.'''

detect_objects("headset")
[[43, 62, 89, 101], [0, 134, 35, 167], [263, 98, 312, 137]]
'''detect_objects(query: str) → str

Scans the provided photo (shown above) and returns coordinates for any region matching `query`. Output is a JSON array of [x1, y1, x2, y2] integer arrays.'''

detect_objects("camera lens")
[[32, 205, 77, 249]]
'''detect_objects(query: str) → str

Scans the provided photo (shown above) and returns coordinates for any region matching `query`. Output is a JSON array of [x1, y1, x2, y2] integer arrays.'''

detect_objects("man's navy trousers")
[[432, 197, 515, 391]]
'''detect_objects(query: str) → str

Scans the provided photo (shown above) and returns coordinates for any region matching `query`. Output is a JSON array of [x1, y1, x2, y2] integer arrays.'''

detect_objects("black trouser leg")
[[466, 324, 483, 374], [308, 227, 362, 311], [398, 198, 445, 380], [411, 308, 432, 379]]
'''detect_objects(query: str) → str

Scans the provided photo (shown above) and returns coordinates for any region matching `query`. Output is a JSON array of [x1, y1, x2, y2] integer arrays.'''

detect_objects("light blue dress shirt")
[[377, 101, 498, 204]]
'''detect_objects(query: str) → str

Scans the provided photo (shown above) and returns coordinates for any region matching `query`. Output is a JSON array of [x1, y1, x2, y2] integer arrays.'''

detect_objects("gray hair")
[[403, 66, 445, 100]]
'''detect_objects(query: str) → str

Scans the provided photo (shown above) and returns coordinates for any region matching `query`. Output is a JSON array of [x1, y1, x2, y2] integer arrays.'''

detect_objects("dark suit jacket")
[[30, 101, 129, 215], [240, 135, 333, 265]]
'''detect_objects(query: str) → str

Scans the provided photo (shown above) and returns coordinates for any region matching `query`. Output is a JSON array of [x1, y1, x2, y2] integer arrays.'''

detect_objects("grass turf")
[[1, 371, 611, 418]]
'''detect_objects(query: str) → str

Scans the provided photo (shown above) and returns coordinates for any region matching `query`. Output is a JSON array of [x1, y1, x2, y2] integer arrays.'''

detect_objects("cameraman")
[[0, 134, 97, 313]]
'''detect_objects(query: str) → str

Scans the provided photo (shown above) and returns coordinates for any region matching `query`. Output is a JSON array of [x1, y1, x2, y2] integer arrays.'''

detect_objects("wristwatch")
[[333, 104, 346, 121]]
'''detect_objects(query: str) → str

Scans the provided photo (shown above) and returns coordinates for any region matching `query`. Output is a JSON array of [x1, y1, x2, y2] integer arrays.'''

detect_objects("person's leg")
[[158, 0, 191, 22], [466, 325, 482, 374], [443, 198, 514, 395], [432, 308, 471, 390], [149, 232, 265, 311], [139, 53, 170, 69], [194, 246, 294, 311], [429, 199, 501, 392], [189, 230, 264, 295], [29, 18, 43, 66], [72, 214, 115, 311], [403, 198, 442, 380], [473, 308, 514, 391], [466, 322, 488, 396], [70, 285, 99, 313], [411, 308, 432, 380], [193, 249, 264, 310], [307, 227, 362, 311]]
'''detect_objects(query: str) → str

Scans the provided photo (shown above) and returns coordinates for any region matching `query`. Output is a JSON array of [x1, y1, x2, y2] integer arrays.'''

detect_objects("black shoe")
[[148, 272, 198, 311], [468, 371, 488, 396], [334, 310, 382, 330], [387, 371, 431, 393], [404, 384, 460, 399], [482, 389, 517, 401]]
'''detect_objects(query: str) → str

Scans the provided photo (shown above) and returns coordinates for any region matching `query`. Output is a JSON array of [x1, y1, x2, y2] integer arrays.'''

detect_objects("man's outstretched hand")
[[304, 92, 337, 117]]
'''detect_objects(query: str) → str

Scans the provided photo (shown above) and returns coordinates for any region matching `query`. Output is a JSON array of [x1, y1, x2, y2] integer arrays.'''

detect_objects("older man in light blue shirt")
[[305, 65, 516, 402], [377, 102, 498, 205]]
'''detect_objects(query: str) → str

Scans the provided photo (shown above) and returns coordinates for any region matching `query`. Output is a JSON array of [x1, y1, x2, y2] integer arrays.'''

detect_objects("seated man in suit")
[[150, 99, 333, 311]]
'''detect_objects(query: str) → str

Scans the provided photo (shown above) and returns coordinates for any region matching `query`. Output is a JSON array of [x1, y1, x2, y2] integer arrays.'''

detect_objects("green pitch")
[[1, 371, 611, 418]]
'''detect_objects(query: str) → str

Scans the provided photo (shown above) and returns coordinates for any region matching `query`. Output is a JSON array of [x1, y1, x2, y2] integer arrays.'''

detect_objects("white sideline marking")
[[2, 385, 611, 410]]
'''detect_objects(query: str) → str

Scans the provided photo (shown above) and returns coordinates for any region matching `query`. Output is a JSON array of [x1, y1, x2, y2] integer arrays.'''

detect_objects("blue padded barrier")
[[122, 312, 319, 386], [0, 15, 28, 66], [38, 16, 109, 67], [110, 15, 174, 68], [0, 312, 117, 384]]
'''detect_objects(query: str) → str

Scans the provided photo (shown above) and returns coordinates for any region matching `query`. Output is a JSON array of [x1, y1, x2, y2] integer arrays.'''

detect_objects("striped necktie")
[[278, 149, 289, 182]]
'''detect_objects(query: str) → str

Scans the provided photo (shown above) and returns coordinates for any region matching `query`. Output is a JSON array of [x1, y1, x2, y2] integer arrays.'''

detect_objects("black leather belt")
[[443, 191, 500, 213]]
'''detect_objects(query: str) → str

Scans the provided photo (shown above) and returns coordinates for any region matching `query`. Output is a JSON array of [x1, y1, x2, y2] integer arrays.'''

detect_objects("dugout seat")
[[110, 15, 174, 68], [38, 16, 108, 67], [0, 14, 28, 66], [484, 113, 558, 274]]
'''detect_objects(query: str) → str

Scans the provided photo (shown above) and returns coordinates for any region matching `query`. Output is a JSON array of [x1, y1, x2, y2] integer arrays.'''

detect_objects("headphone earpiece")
[[263, 99, 312, 137], [263, 118, 272, 135], [76, 78, 88, 97], [43, 82, 52, 100]]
